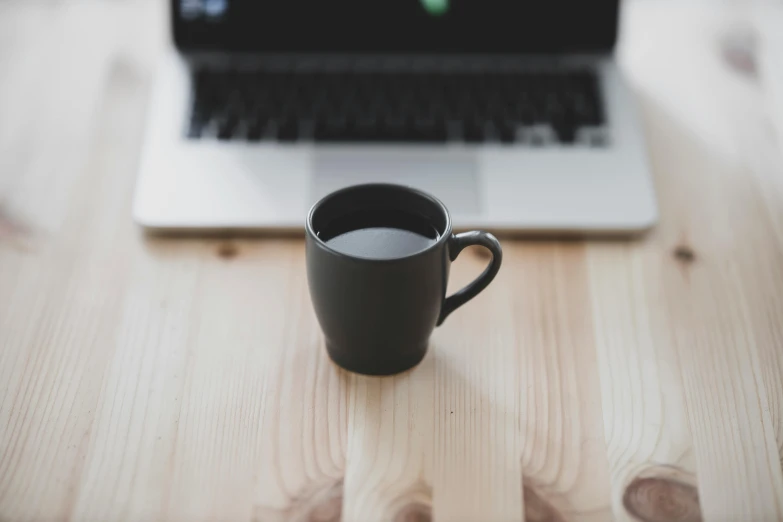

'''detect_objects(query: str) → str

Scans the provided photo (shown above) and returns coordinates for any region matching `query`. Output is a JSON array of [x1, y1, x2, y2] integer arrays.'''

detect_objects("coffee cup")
[[306, 183, 502, 376]]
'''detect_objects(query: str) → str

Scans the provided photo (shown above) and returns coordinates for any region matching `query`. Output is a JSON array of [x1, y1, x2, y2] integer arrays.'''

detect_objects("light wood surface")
[[2, 1, 783, 521]]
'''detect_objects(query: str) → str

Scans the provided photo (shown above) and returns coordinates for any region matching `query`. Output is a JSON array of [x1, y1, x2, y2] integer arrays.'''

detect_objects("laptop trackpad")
[[312, 150, 480, 215]]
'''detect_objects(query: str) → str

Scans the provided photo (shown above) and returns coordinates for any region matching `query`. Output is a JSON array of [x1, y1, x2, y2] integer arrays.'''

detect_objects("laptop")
[[133, 0, 657, 234]]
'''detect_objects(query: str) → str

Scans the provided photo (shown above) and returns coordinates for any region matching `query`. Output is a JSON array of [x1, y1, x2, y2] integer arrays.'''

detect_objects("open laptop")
[[133, 0, 657, 234]]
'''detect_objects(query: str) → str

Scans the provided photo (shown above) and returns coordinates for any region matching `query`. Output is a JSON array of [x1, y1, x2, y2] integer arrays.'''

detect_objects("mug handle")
[[437, 231, 503, 326]]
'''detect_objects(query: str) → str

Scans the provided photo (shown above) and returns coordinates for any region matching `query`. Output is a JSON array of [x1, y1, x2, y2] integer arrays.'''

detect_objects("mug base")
[[325, 343, 428, 376]]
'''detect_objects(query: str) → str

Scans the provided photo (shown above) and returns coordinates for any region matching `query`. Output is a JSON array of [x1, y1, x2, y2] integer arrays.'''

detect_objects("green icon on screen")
[[421, 0, 448, 16]]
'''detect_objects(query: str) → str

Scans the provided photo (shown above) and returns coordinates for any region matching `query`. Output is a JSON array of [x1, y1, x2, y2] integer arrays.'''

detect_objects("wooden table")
[[2, 1, 783, 521]]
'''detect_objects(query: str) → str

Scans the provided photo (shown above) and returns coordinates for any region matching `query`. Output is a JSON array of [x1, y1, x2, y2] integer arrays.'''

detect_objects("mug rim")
[[306, 183, 453, 263]]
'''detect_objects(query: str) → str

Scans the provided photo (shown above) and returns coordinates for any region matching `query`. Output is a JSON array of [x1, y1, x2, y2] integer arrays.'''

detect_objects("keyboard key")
[[216, 115, 237, 140], [463, 121, 485, 143], [246, 123, 265, 142], [187, 122, 203, 139], [553, 124, 576, 144], [496, 121, 516, 144], [276, 118, 298, 142]]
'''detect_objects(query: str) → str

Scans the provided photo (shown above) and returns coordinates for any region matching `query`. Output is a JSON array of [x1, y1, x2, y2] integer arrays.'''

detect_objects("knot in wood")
[[673, 245, 696, 264], [393, 502, 432, 522], [217, 242, 239, 259], [623, 476, 701, 522]]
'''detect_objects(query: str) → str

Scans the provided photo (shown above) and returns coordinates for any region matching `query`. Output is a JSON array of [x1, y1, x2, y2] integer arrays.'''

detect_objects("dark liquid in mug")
[[318, 208, 440, 260]]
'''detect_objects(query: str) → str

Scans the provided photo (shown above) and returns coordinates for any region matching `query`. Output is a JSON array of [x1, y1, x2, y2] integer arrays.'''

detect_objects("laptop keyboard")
[[187, 67, 607, 145]]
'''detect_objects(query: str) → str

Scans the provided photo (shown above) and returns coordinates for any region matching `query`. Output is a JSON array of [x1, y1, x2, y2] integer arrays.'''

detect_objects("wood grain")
[[1, 1, 783, 521], [620, 5, 783, 520], [588, 240, 700, 522], [508, 243, 613, 522], [430, 249, 521, 522], [752, 3, 783, 474]]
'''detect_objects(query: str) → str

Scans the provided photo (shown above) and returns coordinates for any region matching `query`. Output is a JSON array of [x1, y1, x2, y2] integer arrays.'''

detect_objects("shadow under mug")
[[306, 183, 502, 376]]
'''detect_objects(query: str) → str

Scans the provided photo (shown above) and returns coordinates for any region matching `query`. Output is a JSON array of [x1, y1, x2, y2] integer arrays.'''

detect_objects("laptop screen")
[[173, 0, 619, 54]]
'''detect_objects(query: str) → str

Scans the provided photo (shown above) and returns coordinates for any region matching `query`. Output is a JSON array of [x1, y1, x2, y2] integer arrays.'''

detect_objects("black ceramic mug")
[[306, 184, 502, 376]]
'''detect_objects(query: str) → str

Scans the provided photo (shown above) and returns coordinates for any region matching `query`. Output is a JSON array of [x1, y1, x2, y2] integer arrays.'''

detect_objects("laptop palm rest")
[[312, 150, 480, 215]]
